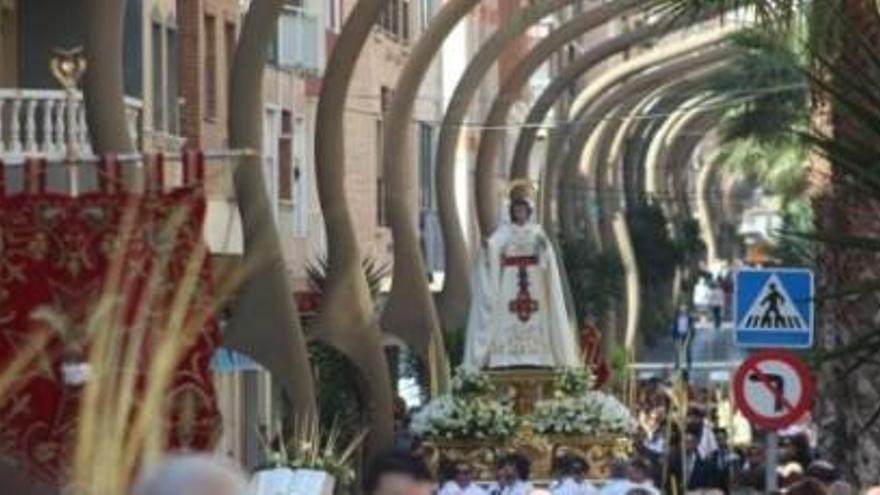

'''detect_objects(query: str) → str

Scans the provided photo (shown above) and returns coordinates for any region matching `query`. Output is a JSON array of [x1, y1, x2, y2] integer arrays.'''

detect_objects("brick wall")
[[177, 0, 239, 149]]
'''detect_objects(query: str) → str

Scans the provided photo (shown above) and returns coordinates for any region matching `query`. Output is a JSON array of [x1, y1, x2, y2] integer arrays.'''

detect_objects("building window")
[[378, 0, 409, 42], [278, 110, 293, 201], [151, 21, 164, 131], [225, 21, 237, 76], [376, 118, 388, 227], [418, 122, 434, 210], [326, 0, 341, 32], [274, 5, 321, 73], [263, 107, 281, 220], [292, 115, 309, 237], [166, 26, 180, 134], [204, 14, 218, 120], [419, 0, 434, 30]]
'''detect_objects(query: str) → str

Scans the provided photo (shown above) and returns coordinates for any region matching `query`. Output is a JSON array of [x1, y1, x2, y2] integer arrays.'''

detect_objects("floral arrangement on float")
[[531, 367, 636, 436], [412, 367, 520, 440], [412, 367, 634, 441]]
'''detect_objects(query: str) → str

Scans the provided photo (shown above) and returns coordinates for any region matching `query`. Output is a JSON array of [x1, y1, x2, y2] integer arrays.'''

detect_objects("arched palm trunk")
[[226, 0, 317, 423], [511, 11, 720, 238], [553, 51, 735, 352], [381, 0, 484, 394], [313, 0, 395, 452], [82, 0, 134, 152], [509, 11, 715, 186], [557, 30, 736, 243], [472, 0, 642, 234]]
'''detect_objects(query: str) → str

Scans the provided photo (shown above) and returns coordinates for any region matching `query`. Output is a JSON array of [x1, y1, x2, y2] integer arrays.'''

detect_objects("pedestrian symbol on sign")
[[740, 275, 805, 330], [734, 268, 814, 348]]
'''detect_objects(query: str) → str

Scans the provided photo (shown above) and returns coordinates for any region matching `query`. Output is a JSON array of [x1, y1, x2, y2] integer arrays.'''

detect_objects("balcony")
[[0, 89, 142, 161], [274, 7, 322, 75]]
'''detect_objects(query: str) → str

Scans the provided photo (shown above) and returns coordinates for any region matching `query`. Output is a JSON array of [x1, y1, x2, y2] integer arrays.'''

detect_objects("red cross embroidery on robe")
[[502, 255, 539, 323]]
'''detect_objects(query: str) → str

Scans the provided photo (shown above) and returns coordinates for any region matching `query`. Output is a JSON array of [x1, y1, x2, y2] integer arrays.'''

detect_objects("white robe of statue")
[[463, 214, 582, 369]]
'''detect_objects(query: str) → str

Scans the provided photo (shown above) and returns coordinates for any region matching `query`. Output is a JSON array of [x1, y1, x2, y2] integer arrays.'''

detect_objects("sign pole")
[[766, 430, 778, 492]]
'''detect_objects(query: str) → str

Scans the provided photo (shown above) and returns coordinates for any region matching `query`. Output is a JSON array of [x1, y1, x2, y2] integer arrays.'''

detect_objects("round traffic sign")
[[733, 350, 814, 430]]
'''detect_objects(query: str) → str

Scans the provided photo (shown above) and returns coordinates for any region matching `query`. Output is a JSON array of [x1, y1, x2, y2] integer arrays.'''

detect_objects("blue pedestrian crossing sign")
[[734, 268, 814, 348]]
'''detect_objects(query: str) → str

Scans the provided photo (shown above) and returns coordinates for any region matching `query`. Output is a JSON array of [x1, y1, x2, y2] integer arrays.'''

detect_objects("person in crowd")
[[550, 454, 597, 495], [737, 440, 766, 492], [623, 489, 656, 495], [783, 478, 828, 495], [489, 454, 532, 495], [599, 459, 634, 495], [805, 460, 837, 486], [362, 451, 435, 495], [394, 414, 417, 453], [778, 462, 805, 488], [709, 279, 725, 330], [781, 434, 813, 469], [438, 461, 487, 495], [132, 454, 249, 495], [672, 305, 695, 374], [678, 430, 719, 492], [827, 481, 854, 495], [625, 458, 660, 495], [712, 428, 737, 492]]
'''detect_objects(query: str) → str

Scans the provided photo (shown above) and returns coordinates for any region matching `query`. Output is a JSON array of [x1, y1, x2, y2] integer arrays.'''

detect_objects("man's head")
[[363, 451, 434, 495], [495, 455, 520, 484], [626, 458, 652, 484], [685, 432, 700, 454], [608, 458, 629, 480], [806, 460, 838, 485], [509, 199, 532, 226], [131, 454, 249, 495], [452, 461, 474, 487], [714, 428, 729, 449]]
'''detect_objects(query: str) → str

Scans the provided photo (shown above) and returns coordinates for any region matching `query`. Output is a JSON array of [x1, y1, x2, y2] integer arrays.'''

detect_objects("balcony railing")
[[0, 88, 142, 160]]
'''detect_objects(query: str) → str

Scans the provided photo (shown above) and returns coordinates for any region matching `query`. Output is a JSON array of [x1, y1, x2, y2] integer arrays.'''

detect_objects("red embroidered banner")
[[0, 156, 220, 482]]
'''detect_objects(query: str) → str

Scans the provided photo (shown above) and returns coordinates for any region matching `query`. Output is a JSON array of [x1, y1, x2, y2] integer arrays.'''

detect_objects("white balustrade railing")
[[0, 88, 143, 160]]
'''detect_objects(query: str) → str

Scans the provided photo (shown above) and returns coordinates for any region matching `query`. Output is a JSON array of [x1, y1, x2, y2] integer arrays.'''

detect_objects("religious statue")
[[463, 180, 582, 369]]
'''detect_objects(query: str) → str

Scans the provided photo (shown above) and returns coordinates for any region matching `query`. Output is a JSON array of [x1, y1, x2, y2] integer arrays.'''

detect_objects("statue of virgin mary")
[[463, 181, 582, 369]]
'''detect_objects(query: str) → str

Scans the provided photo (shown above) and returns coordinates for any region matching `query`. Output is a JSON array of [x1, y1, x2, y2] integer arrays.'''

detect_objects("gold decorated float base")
[[423, 370, 632, 480], [423, 428, 632, 481]]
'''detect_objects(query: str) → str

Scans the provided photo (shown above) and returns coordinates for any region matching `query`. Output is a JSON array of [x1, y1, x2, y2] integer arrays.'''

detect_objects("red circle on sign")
[[733, 349, 814, 430]]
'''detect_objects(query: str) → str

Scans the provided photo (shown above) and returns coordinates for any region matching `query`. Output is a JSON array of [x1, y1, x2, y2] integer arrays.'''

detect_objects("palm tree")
[[658, 0, 880, 482]]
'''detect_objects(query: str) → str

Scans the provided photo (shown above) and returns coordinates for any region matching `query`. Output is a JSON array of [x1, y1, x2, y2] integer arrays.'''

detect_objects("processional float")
[[415, 179, 632, 481]]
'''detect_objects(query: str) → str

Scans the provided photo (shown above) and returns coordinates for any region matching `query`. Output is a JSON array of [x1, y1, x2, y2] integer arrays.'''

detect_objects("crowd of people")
[[371, 451, 665, 495], [629, 377, 863, 495]]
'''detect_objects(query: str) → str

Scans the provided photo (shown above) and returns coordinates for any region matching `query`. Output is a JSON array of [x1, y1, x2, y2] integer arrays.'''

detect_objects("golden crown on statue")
[[506, 178, 537, 202]]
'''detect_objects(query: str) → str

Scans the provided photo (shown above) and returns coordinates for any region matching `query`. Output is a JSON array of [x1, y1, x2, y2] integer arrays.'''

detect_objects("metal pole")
[[766, 430, 778, 492]]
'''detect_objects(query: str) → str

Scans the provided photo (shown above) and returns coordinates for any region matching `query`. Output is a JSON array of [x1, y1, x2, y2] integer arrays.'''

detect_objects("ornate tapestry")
[[0, 157, 221, 482]]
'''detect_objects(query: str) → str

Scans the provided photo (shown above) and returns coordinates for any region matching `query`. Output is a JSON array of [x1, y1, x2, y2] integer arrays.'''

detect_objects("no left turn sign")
[[733, 350, 814, 430]]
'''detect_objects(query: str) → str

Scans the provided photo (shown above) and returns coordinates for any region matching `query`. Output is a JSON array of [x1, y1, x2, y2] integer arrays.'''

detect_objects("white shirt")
[[550, 477, 598, 495], [598, 479, 633, 495], [628, 481, 660, 495], [438, 480, 489, 495], [598, 480, 659, 495], [487, 480, 532, 495]]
